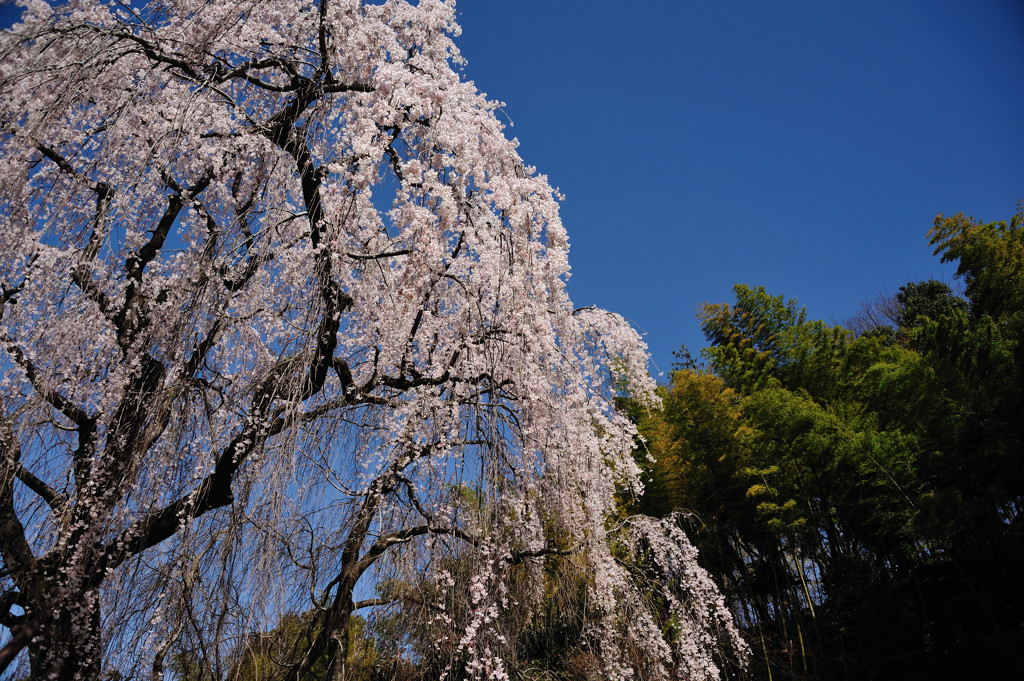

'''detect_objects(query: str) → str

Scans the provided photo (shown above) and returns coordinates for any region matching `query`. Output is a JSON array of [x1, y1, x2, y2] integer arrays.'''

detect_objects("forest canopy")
[[629, 208, 1024, 680]]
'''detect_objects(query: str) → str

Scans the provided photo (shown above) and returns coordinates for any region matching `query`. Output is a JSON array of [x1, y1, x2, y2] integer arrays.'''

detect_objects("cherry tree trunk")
[[29, 588, 102, 680]]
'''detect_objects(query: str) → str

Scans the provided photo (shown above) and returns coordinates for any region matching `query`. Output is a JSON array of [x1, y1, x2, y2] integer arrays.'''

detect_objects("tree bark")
[[28, 587, 102, 680]]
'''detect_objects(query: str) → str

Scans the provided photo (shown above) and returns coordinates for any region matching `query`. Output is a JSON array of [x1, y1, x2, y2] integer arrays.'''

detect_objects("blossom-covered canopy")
[[0, 1, 744, 678]]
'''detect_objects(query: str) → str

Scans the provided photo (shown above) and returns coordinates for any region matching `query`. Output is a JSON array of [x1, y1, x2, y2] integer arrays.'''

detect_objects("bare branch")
[[0, 334, 94, 427], [358, 523, 480, 574], [345, 249, 412, 261], [0, 615, 40, 676], [351, 597, 394, 611], [11, 460, 68, 514]]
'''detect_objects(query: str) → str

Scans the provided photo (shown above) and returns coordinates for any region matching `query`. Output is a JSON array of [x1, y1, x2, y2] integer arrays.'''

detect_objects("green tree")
[[699, 285, 852, 401], [895, 280, 967, 330], [647, 257, 1024, 679], [172, 612, 378, 681], [698, 285, 807, 392], [929, 208, 1024, 320]]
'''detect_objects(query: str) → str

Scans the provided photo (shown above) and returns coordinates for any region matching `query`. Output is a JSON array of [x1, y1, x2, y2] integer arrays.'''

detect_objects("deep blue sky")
[[2, 1, 1022, 375], [455, 1, 1024, 375]]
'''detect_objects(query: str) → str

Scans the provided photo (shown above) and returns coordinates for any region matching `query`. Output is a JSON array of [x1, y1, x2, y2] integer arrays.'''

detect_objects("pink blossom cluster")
[[0, 0, 744, 677]]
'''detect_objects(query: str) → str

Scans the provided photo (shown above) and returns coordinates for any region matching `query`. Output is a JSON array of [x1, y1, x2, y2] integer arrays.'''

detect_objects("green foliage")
[[929, 207, 1024, 320], [633, 370, 746, 519], [699, 284, 852, 399], [698, 285, 806, 392], [641, 216, 1024, 679], [171, 612, 378, 681], [895, 280, 967, 329]]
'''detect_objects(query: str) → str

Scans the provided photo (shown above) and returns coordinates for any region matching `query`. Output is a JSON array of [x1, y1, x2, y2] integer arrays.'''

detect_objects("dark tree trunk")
[[29, 586, 103, 681]]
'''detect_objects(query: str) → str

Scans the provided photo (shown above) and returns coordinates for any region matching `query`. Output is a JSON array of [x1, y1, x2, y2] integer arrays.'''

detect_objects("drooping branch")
[[286, 443, 442, 680], [10, 459, 68, 514], [81, 353, 166, 502], [93, 416, 269, 577], [0, 3, 680, 678], [0, 430, 37, 589], [28, 142, 116, 312], [0, 334, 94, 428], [507, 546, 575, 566], [93, 332, 363, 577]]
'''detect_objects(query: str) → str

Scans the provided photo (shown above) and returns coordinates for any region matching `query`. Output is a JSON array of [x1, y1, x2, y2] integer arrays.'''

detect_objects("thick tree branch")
[[0, 432, 37, 588], [351, 597, 394, 611], [217, 57, 302, 90], [358, 523, 479, 574], [129, 173, 213, 283], [0, 589, 23, 625], [0, 614, 40, 676], [11, 459, 67, 514], [345, 249, 412, 261], [108, 31, 206, 81], [287, 443, 438, 680], [93, 327, 352, 577], [111, 172, 210, 352], [93, 415, 267, 576], [322, 81, 373, 95], [0, 334, 94, 428]]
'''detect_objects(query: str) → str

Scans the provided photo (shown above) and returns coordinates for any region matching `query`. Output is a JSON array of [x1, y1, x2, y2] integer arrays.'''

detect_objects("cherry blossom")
[[0, 0, 745, 678]]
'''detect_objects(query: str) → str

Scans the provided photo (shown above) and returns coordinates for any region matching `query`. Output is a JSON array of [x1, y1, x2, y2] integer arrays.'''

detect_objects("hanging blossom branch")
[[0, 0, 745, 679]]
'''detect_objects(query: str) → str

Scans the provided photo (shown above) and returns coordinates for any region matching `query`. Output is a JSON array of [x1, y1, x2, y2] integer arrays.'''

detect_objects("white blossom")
[[0, 1, 744, 678]]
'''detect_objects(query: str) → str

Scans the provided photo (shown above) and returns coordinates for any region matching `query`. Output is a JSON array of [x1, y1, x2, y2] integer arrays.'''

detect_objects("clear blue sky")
[[3, 1, 1022, 375], [455, 0, 1024, 375]]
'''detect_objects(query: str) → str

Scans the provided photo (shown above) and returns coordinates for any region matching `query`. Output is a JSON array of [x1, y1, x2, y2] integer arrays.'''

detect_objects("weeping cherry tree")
[[0, 0, 747, 678]]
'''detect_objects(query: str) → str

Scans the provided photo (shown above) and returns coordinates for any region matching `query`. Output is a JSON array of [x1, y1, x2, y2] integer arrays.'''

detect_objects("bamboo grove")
[[625, 210, 1024, 680]]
